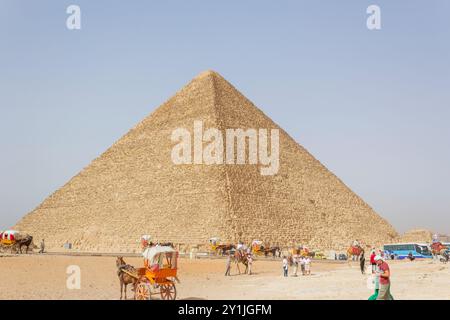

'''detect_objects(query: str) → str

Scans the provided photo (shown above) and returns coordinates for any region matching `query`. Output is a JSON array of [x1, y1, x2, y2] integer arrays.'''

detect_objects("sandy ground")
[[0, 254, 449, 300]]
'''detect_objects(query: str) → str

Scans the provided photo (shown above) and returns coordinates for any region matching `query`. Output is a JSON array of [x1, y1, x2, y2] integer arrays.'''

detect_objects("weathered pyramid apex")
[[195, 69, 222, 79]]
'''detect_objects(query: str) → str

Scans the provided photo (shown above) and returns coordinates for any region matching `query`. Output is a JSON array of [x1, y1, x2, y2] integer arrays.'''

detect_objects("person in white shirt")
[[282, 256, 288, 277], [300, 256, 306, 275], [247, 253, 253, 275], [304, 257, 311, 275]]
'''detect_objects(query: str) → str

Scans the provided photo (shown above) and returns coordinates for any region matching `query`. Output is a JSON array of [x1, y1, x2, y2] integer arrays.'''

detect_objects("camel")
[[116, 257, 138, 300], [347, 245, 364, 261], [232, 250, 249, 274]]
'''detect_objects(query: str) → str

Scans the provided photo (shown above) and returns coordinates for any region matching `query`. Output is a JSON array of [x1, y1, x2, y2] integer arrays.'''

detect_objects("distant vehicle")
[[383, 243, 432, 259], [338, 253, 347, 261]]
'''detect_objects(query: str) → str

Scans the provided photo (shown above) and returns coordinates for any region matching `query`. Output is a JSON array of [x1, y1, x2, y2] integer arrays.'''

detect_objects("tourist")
[[300, 256, 306, 275], [39, 239, 45, 254], [292, 253, 299, 276], [225, 252, 232, 276], [370, 250, 376, 273], [282, 256, 288, 277], [375, 255, 393, 300], [304, 256, 311, 275], [360, 252, 366, 274], [247, 252, 253, 275]]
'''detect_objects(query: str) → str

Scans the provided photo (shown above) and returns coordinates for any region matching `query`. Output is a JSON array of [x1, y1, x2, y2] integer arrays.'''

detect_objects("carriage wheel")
[[135, 282, 151, 300], [160, 283, 176, 300]]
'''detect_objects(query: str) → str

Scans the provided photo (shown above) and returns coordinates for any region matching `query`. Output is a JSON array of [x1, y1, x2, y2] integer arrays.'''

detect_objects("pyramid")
[[14, 70, 398, 252], [400, 229, 433, 243]]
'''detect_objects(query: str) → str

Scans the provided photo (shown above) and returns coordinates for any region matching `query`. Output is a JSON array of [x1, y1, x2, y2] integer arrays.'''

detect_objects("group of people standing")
[[283, 254, 311, 277]]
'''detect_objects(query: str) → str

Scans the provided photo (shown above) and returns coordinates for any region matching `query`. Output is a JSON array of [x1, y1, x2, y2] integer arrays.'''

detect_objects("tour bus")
[[383, 243, 432, 259]]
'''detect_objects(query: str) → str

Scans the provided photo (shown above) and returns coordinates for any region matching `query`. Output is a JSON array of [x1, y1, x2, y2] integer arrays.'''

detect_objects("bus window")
[[416, 245, 430, 256]]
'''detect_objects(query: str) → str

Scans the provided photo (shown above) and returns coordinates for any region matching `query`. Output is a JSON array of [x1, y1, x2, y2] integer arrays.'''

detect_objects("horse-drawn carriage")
[[251, 240, 265, 255], [134, 246, 178, 300], [209, 237, 220, 252], [0, 230, 33, 254], [209, 237, 235, 255]]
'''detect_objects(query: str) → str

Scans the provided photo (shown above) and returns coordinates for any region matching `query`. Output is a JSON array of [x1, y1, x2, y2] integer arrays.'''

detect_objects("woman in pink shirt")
[[375, 255, 393, 300]]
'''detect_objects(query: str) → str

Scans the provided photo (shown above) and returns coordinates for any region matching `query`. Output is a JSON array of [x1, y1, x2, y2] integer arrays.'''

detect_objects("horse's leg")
[[119, 278, 123, 300], [124, 283, 127, 300]]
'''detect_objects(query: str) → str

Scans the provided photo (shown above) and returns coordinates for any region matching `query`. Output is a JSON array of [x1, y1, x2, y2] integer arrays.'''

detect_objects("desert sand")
[[0, 254, 448, 300]]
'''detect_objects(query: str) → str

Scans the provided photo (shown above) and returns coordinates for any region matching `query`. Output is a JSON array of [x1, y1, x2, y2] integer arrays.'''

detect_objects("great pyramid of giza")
[[14, 70, 398, 252]]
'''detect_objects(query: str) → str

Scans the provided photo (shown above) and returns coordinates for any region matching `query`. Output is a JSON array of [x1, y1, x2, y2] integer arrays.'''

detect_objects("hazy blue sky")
[[1, 1, 449, 235]]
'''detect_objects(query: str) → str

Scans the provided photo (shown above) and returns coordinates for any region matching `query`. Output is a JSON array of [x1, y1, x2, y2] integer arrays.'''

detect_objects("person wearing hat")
[[375, 255, 393, 300]]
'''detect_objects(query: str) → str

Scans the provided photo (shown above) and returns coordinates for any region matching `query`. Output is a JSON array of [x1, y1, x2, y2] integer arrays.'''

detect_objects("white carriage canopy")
[[142, 246, 177, 269], [209, 237, 220, 244]]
